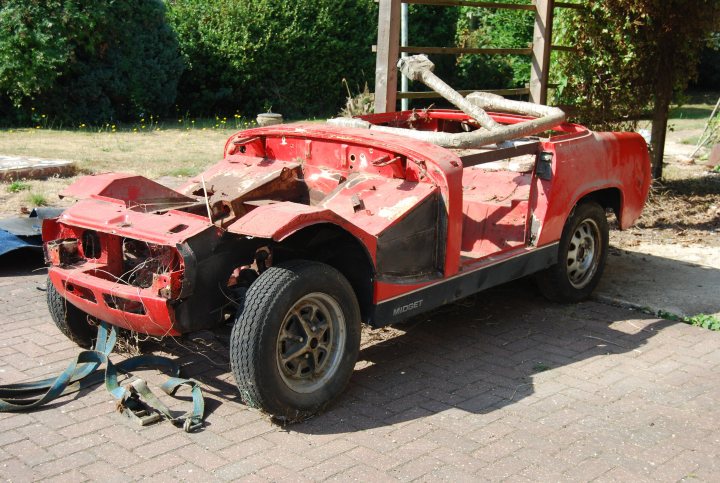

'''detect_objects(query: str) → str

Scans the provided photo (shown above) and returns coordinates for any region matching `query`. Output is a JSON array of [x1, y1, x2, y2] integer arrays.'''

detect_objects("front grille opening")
[[121, 238, 179, 288], [103, 294, 146, 315], [81, 230, 101, 259]]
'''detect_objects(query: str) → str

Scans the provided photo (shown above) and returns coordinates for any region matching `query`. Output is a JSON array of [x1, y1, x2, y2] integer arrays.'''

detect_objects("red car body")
[[43, 110, 651, 337]]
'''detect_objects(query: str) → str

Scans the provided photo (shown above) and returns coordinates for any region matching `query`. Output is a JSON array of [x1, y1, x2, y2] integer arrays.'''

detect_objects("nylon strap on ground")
[[0, 322, 205, 432]]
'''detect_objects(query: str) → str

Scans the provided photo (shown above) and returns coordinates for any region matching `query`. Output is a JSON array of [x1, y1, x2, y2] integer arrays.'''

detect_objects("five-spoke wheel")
[[566, 218, 602, 289]]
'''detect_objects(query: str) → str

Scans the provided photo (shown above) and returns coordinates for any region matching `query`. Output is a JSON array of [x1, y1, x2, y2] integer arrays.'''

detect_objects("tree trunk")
[[650, 87, 670, 180], [650, 37, 674, 180]]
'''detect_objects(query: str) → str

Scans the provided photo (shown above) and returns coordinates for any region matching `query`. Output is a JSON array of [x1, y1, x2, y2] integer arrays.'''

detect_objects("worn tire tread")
[[230, 260, 360, 420], [46, 276, 95, 348], [535, 202, 609, 303]]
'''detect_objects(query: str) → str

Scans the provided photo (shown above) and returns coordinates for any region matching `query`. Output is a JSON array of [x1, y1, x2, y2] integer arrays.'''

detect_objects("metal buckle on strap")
[[118, 393, 162, 426], [183, 417, 203, 433]]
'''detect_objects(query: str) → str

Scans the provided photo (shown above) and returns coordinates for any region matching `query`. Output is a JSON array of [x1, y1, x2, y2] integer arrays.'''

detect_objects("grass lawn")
[[667, 91, 719, 144], [0, 125, 239, 215], [0, 94, 717, 216], [0, 127, 233, 177]]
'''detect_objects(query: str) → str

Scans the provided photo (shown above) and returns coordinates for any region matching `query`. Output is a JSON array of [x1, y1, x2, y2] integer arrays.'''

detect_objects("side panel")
[[225, 202, 378, 256], [376, 192, 442, 278], [535, 132, 650, 246], [370, 243, 558, 326]]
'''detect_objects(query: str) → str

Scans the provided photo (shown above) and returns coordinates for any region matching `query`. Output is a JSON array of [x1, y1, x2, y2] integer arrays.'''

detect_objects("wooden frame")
[[375, 0, 402, 114], [529, 0, 554, 104], [373, 0, 667, 176], [373, 0, 577, 112]]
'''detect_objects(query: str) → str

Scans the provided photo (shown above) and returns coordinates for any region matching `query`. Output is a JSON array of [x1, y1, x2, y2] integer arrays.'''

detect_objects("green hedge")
[[166, 0, 377, 119], [0, 0, 534, 124], [0, 0, 183, 124], [396, 4, 531, 109]]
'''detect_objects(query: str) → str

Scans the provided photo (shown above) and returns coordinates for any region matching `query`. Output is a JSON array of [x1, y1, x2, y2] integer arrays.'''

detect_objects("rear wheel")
[[230, 261, 361, 421], [46, 277, 95, 348], [535, 202, 609, 303]]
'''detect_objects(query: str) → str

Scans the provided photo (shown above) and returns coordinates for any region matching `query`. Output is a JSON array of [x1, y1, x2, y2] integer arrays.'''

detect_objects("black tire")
[[46, 277, 95, 348], [535, 202, 609, 303], [230, 260, 361, 421]]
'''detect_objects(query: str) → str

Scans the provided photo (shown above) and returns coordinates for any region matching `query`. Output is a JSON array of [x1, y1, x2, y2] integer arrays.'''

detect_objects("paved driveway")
[[1, 257, 719, 482]]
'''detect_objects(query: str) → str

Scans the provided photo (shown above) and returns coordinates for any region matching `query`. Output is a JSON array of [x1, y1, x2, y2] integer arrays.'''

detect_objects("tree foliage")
[[0, 0, 183, 123], [554, 1, 720, 131], [1, 0, 715, 128], [692, 33, 720, 90], [165, 0, 376, 119], [456, 2, 533, 89]]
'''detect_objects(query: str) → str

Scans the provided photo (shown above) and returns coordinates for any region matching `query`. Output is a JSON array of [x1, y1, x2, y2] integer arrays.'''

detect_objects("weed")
[[686, 314, 720, 331], [713, 165, 720, 174], [7, 180, 30, 193], [654, 310, 720, 331], [656, 309, 682, 321], [532, 362, 551, 373], [27, 193, 48, 207], [339, 79, 374, 117]]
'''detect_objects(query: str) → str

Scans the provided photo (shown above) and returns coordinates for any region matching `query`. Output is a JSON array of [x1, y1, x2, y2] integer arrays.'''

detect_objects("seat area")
[[460, 164, 533, 259]]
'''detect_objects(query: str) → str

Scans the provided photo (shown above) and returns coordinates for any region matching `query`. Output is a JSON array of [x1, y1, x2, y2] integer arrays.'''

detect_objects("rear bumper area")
[[48, 264, 179, 336]]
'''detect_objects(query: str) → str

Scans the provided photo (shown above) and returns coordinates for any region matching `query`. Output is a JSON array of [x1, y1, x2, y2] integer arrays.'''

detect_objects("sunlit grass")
[[0, 113, 258, 178], [668, 92, 719, 133], [0, 114, 259, 215]]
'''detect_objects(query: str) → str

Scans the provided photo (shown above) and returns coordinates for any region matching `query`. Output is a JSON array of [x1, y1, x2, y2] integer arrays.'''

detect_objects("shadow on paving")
[[1, 251, 678, 431], [0, 251, 46, 276], [600, 247, 720, 317], [154, 278, 675, 433], [293, 281, 674, 435]]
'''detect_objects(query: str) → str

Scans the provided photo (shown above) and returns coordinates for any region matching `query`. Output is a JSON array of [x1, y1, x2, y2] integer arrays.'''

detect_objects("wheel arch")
[[575, 187, 623, 224], [273, 223, 375, 324]]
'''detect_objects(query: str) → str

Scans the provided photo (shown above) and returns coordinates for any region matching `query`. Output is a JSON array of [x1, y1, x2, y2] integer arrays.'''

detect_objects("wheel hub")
[[566, 219, 601, 289], [276, 293, 346, 393]]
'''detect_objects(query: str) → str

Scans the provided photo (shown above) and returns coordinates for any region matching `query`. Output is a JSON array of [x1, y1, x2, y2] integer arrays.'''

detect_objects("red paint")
[[44, 111, 650, 334]]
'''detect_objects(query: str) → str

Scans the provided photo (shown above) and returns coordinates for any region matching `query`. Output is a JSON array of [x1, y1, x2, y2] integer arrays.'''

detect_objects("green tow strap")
[[0, 322, 204, 432]]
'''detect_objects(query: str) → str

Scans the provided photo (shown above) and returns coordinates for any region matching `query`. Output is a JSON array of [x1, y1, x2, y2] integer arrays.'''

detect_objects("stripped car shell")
[[43, 55, 651, 417], [43, 113, 650, 337]]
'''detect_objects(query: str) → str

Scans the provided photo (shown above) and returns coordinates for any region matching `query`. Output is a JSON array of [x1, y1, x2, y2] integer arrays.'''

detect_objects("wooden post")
[[529, 0, 554, 105], [374, 0, 401, 113]]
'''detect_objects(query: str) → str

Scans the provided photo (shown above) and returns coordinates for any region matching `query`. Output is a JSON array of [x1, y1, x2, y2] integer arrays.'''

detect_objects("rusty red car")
[[43, 57, 651, 419]]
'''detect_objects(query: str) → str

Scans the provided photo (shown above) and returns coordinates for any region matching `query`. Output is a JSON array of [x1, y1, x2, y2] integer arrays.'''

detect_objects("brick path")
[[1, 256, 719, 482]]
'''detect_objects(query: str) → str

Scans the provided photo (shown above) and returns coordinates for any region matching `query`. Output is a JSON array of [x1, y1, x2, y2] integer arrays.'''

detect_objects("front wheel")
[[230, 261, 361, 421], [46, 276, 96, 348], [535, 202, 609, 303]]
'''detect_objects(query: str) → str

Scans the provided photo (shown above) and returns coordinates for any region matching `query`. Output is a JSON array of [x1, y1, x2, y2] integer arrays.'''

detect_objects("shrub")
[[455, 2, 533, 90], [0, 0, 183, 124], [553, 1, 720, 132], [165, 0, 377, 119]]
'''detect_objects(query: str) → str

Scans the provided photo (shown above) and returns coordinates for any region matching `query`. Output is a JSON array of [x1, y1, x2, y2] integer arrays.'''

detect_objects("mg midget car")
[[43, 57, 651, 419]]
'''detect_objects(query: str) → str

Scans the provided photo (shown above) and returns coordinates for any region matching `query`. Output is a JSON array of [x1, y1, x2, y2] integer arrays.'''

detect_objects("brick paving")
[[1, 256, 719, 481]]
